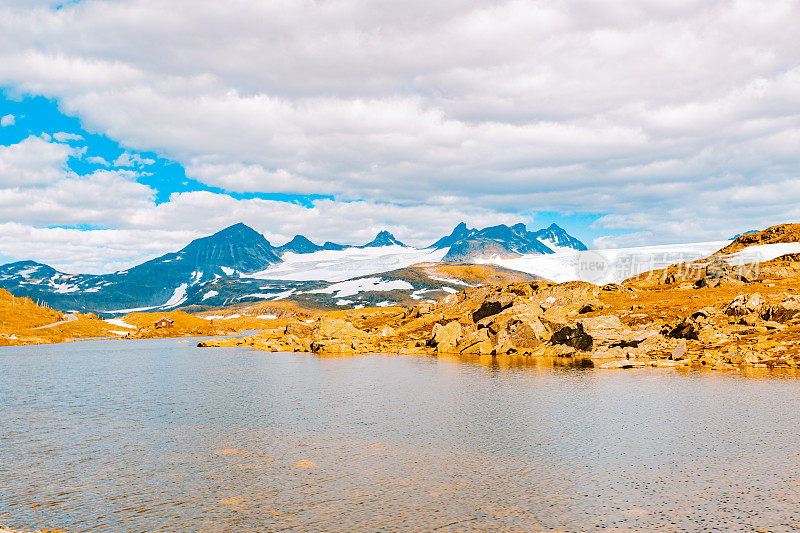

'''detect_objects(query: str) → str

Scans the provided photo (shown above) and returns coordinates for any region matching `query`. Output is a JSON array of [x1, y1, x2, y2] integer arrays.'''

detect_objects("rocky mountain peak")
[[279, 234, 323, 255], [364, 231, 405, 247]]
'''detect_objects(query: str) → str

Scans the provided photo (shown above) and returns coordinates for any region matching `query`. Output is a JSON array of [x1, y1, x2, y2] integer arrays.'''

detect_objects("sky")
[[0, 0, 799, 273]]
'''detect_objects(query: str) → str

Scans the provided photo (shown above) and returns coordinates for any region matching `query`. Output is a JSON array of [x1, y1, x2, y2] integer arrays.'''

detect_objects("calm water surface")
[[1, 338, 799, 532]]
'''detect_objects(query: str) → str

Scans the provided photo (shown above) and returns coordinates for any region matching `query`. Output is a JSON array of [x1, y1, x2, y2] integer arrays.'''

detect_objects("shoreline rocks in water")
[[198, 273, 800, 370]]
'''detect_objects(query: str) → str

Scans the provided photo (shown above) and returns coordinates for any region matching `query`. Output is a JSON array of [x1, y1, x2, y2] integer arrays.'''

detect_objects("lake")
[[1, 338, 799, 531]]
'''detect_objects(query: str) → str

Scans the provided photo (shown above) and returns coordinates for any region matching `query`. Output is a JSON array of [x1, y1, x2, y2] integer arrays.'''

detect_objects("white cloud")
[[53, 131, 83, 142], [0, 0, 798, 262], [113, 152, 155, 167], [185, 159, 340, 194], [0, 222, 197, 274], [0, 169, 154, 227], [0, 135, 74, 187], [0, 114, 14, 127], [86, 155, 110, 165]]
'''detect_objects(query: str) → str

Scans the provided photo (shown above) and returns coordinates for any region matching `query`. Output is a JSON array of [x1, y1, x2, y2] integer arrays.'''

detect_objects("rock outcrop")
[[199, 272, 800, 370]]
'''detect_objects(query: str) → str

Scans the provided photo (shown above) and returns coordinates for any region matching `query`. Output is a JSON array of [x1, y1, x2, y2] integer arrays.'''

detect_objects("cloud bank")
[[0, 0, 799, 270]]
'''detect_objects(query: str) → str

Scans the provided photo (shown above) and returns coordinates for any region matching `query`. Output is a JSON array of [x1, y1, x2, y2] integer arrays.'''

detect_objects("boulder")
[[459, 328, 493, 354], [705, 261, 730, 280], [471, 293, 514, 323], [550, 323, 593, 351], [579, 315, 643, 349], [314, 317, 367, 339], [725, 293, 765, 316], [762, 295, 800, 323], [285, 321, 314, 336], [578, 302, 602, 314], [737, 314, 759, 326], [377, 325, 396, 337], [310, 340, 358, 353], [669, 318, 700, 340], [430, 321, 462, 353], [695, 261, 750, 288], [670, 339, 688, 360], [492, 317, 546, 355], [533, 282, 601, 308]]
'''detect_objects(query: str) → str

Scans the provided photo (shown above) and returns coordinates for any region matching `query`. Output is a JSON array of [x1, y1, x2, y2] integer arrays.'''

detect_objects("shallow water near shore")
[[1, 338, 799, 532]]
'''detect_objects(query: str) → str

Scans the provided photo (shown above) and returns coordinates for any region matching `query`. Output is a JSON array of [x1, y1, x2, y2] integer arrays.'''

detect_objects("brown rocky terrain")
[[716, 223, 800, 255], [200, 225, 800, 370]]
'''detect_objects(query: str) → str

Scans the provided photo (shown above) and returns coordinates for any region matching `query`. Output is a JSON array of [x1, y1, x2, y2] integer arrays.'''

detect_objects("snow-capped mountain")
[[362, 230, 405, 248], [0, 221, 585, 314], [133, 222, 281, 280], [277, 235, 325, 255], [531, 223, 589, 252], [435, 222, 586, 261], [429, 222, 475, 249], [0, 223, 285, 313]]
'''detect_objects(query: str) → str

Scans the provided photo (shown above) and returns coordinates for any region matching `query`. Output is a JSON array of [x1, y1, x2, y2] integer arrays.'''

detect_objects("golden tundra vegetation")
[[201, 224, 800, 370], [0, 288, 116, 346], [0, 526, 65, 533], [0, 290, 277, 346]]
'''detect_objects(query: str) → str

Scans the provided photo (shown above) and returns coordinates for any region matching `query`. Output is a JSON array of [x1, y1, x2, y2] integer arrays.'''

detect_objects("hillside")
[[624, 223, 800, 289], [195, 224, 800, 369], [715, 223, 800, 255], [0, 288, 117, 346]]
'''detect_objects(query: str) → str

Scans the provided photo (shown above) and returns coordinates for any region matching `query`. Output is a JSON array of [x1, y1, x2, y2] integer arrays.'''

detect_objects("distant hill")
[[718, 224, 800, 255]]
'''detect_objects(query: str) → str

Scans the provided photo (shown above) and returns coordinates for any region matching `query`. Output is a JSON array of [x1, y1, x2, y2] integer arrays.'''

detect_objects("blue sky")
[[0, 0, 798, 272], [0, 90, 332, 208]]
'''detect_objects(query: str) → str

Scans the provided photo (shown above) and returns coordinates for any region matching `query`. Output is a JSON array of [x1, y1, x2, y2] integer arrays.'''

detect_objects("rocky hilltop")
[[201, 226, 800, 370]]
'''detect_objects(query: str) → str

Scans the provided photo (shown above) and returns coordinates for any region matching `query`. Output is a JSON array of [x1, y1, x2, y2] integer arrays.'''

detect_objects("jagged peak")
[[364, 230, 405, 247], [211, 222, 262, 238]]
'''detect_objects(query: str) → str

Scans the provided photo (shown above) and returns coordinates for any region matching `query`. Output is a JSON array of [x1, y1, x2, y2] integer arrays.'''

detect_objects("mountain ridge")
[[439, 222, 586, 261], [0, 221, 587, 314]]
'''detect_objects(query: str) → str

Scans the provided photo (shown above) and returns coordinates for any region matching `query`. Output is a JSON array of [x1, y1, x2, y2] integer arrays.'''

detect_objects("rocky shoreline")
[[199, 262, 800, 370]]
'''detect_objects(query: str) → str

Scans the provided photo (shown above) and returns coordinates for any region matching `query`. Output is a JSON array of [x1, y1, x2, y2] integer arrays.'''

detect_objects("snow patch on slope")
[[15, 266, 42, 278], [162, 283, 189, 307], [105, 318, 135, 329], [310, 277, 414, 298], [428, 275, 474, 287], [477, 241, 730, 284], [726, 243, 800, 264], [538, 238, 580, 254], [51, 282, 79, 294], [249, 245, 448, 282]]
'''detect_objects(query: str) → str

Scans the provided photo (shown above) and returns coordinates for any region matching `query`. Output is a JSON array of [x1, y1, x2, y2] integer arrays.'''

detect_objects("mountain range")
[[0, 222, 586, 314]]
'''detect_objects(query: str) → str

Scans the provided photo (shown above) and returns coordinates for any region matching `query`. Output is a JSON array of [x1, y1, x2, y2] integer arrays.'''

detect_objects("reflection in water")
[[1, 339, 799, 531]]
